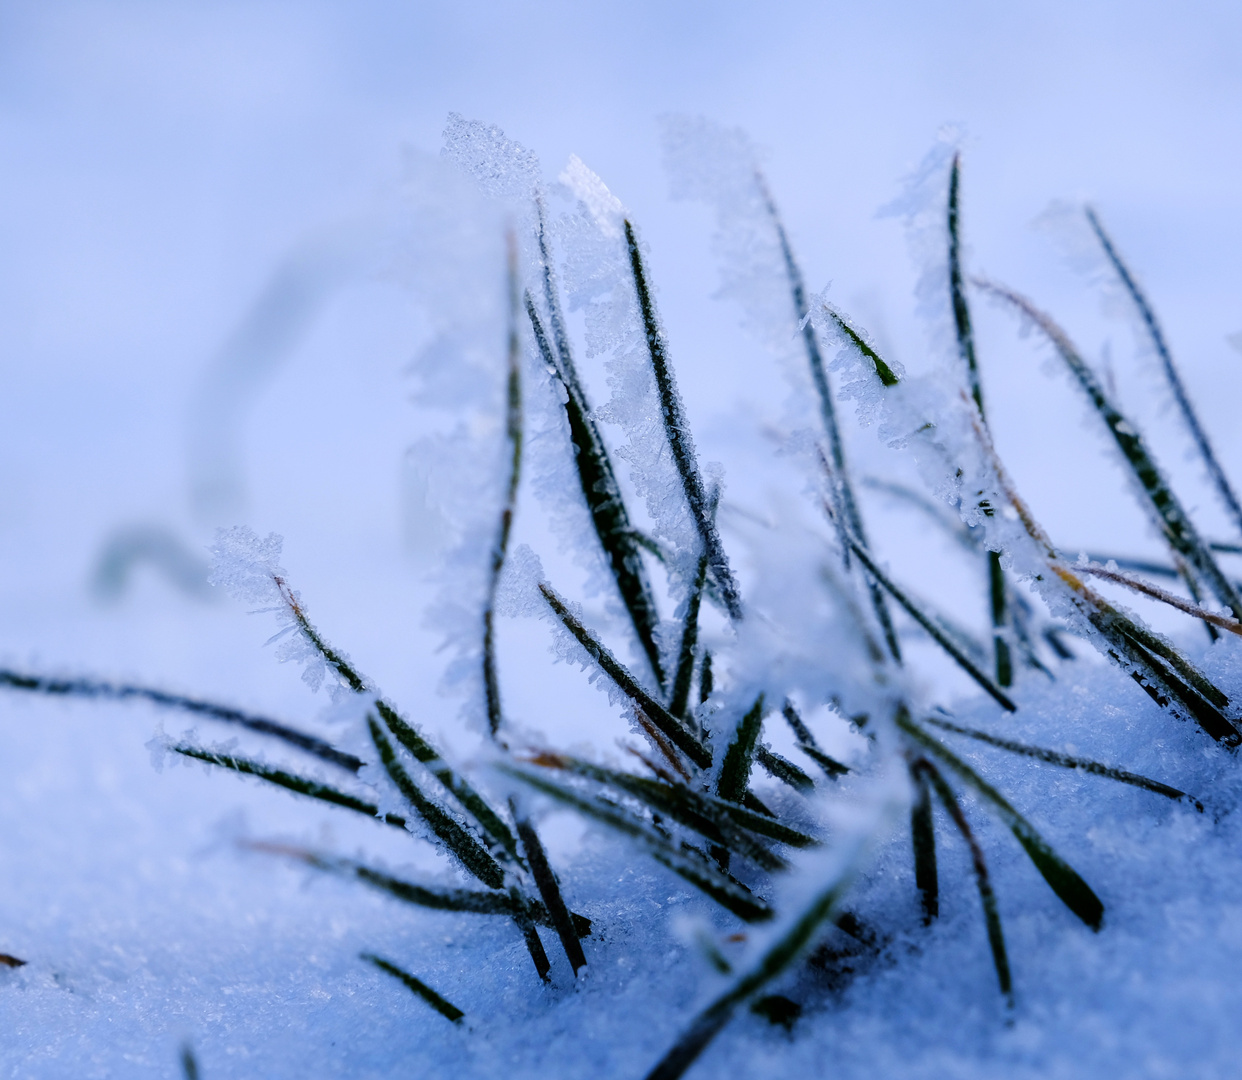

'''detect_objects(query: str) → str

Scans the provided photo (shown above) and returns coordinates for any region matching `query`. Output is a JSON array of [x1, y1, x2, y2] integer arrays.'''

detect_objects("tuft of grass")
[[361, 953, 465, 1024]]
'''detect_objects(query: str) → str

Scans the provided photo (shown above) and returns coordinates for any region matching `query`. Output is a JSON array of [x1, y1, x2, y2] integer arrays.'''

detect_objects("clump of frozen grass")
[[4, 114, 1241, 1079]]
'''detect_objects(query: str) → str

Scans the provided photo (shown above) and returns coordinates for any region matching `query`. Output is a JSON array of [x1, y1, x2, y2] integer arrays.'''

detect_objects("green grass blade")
[[754, 746, 814, 794], [0, 668, 362, 772], [1086, 206, 1242, 539], [368, 716, 506, 890], [375, 702, 520, 862], [780, 700, 850, 779], [483, 233, 524, 737], [669, 548, 709, 721], [839, 531, 1016, 711], [538, 581, 711, 769], [919, 759, 1012, 1000], [643, 806, 876, 1080], [514, 815, 587, 974], [909, 761, 939, 925], [524, 290, 667, 693], [976, 278, 1242, 621], [717, 695, 766, 804], [624, 218, 743, 621], [360, 953, 464, 1024], [899, 713, 1103, 930], [503, 765, 773, 923], [172, 745, 406, 827], [922, 714, 1195, 804]]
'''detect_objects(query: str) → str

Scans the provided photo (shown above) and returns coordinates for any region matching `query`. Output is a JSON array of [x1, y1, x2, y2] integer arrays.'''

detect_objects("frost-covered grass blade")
[[361, 953, 465, 1024]]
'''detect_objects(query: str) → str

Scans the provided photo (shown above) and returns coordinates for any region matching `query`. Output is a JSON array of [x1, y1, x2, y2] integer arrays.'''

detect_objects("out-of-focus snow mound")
[[4, 626, 1242, 1078]]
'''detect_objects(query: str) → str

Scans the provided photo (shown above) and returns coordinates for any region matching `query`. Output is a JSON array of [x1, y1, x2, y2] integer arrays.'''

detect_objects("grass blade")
[[483, 232, 524, 737], [504, 765, 773, 923], [360, 953, 464, 1024], [918, 758, 1012, 1001], [1086, 206, 1242, 539], [898, 712, 1103, 930], [172, 745, 406, 827], [514, 815, 587, 974], [1076, 561, 1242, 638], [538, 581, 711, 769], [834, 526, 1016, 711], [624, 218, 743, 621], [0, 668, 362, 772], [669, 547, 710, 721], [921, 714, 1196, 805], [717, 695, 766, 804], [368, 716, 506, 890], [976, 277, 1242, 621], [643, 799, 879, 1080], [754, 746, 814, 794], [909, 762, 939, 924], [781, 700, 850, 779]]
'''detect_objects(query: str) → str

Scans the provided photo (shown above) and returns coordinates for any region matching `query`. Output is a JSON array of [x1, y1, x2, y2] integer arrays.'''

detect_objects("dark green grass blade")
[[949, 156, 1012, 688], [717, 695, 766, 804], [821, 307, 901, 387], [361, 953, 464, 1023], [180, 1044, 199, 1080], [531, 752, 814, 861], [669, 547, 709, 721], [483, 235, 524, 737], [509, 884, 552, 982], [524, 288, 667, 692], [1086, 206, 1242, 539], [539, 582, 711, 769], [624, 218, 743, 621], [781, 700, 850, 779], [922, 714, 1197, 806], [899, 712, 1103, 930], [920, 760, 1012, 1001], [977, 278, 1242, 621], [376, 702, 520, 862], [839, 531, 1016, 711], [515, 815, 587, 974], [504, 765, 773, 923], [643, 821, 871, 1080], [259, 569, 521, 859], [172, 744, 407, 828], [256, 845, 590, 935], [0, 668, 361, 772], [368, 716, 506, 890], [909, 761, 939, 924], [754, 746, 815, 794]]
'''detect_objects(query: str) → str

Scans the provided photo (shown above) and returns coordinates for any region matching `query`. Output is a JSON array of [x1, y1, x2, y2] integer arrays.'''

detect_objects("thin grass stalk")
[[643, 806, 878, 1080], [909, 761, 939, 925], [268, 574, 521, 858], [669, 547, 709, 721], [524, 286, 666, 691], [781, 700, 850, 778], [717, 695, 766, 804], [367, 716, 506, 890], [483, 232, 524, 737], [833, 523, 1016, 711], [898, 711, 1104, 930], [754, 746, 815, 794], [1076, 561, 1242, 638], [172, 745, 407, 827], [514, 814, 587, 975], [975, 278, 1242, 620], [538, 581, 711, 768], [1085, 206, 1242, 538], [503, 765, 773, 923], [920, 715, 1195, 804], [917, 758, 1012, 1001], [0, 669, 361, 772], [360, 953, 465, 1024], [180, 1044, 199, 1080], [965, 397, 1238, 742], [623, 218, 743, 621]]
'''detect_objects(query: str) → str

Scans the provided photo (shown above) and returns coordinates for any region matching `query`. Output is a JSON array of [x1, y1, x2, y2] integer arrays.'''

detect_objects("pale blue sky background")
[[0, 0, 1239, 610]]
